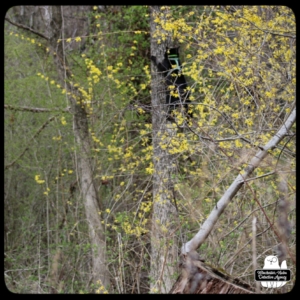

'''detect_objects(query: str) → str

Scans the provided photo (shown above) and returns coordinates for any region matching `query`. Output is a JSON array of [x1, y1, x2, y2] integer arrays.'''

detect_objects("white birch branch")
[[182, 107, 296, 254]]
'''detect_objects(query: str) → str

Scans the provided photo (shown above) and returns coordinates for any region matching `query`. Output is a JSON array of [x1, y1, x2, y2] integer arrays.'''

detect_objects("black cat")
[[151, 47, 192, 120]]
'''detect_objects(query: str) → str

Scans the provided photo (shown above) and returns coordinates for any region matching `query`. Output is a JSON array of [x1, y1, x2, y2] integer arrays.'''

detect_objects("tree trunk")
[[6, 5, 110, 288], [48, 6, 109, 289], [149, 6, 179, 293]]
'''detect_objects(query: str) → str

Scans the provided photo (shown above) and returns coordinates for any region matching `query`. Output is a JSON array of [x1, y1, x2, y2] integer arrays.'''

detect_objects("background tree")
[[149, 6, 181, 293], [6, 5, 110, 290]]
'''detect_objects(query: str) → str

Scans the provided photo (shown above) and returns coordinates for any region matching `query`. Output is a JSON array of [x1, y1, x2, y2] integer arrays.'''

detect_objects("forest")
[[4, 6, 295, 294]]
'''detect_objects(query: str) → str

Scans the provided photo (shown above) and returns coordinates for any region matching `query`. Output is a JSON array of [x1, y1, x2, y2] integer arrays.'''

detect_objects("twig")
[[5, 104, 70, 113], [182, 107, 296, 254], [252, 217, 260, 293], [5, 115, 58, 169], [220, 200, 278, 240], [5, 17, 49, 40], [244, 171, 276, 182], [222, 6, 295, 39]]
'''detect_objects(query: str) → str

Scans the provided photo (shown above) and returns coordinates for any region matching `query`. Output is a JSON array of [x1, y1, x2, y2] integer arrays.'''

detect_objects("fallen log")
[[170, 251, 254, 294]]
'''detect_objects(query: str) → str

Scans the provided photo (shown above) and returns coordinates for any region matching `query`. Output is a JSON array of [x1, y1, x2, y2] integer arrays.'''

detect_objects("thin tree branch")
[[5, 17, 49, 40], [244, 171, 276, 182], [5, 104, 70, 113], [182, 107, 296, 254], [252, 217, 260, 293], [222, 6, 296, 39], [220, 200, 278, 240], [5, 115, 58, 170]]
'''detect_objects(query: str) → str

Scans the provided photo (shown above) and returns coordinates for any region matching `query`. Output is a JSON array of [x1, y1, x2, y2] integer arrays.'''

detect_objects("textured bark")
[[149, 6, 179, 293], [170, 252, 254, 294], [49, 6, 109, 288], [8, 6, 92, 45]]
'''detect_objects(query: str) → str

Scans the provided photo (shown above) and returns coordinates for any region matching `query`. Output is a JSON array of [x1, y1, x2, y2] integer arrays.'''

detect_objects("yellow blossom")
[[52, 136, 62, 141], [61, 116, 67, 125], [235, 139, 243, 148], [43, 188, 50, 195], [35, 175, 45, 184]]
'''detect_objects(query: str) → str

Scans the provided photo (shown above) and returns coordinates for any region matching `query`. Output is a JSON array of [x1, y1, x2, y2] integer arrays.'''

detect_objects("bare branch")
[[182, 107, 296, 254], [5, 115, 58, 169], [221, 200, 278, 240], [5, 104, 70, 113], [5, 17, 49, 40]]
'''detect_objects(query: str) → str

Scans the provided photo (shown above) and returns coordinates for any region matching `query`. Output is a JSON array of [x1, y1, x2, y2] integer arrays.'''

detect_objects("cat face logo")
[[264, 256, 279, 268], [260, 256, 289, 288]]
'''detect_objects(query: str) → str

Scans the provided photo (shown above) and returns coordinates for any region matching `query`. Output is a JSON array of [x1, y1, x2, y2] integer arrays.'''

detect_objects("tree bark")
[[47, 6, 110, 289], [149, 6, 179, 293], [6, 5, 110, 289], [170, 251, 254, 294]]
